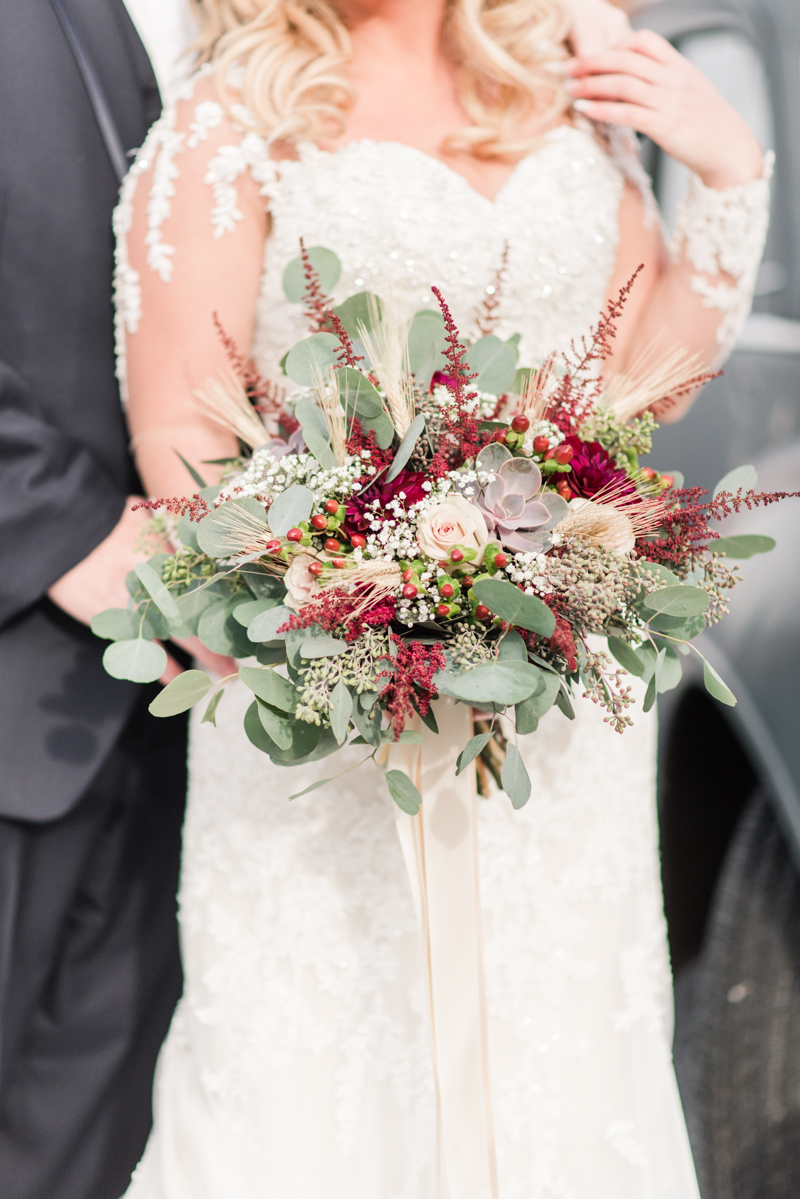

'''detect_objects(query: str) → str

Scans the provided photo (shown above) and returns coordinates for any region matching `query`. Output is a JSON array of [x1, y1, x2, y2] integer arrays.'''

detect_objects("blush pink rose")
[[283, 553, 322, 611], [416, 495, 491, 564]]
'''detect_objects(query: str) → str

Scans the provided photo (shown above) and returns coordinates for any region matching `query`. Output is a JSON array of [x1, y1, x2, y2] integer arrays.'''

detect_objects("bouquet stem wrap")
[[389, 698, 499, 1199]]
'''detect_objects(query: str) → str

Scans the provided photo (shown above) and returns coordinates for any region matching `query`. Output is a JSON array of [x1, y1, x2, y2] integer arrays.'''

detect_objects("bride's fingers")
[[571, 97, 654, 136], [567, 47, 664, 85], [567, 72, 656, 108]]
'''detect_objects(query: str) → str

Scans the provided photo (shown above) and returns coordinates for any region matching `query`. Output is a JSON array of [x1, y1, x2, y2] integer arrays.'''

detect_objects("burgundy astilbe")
[[431, 286, 488, 466], [212, 313, 285, 419], [327, 309, 365, 370], [475, 242, 509, 336], [548, 266, 644, 434], [638, 485, 800, 571], [378, 636, 447, 737], [299, 238, 334, 333], [132, 493, 211, 522], [345, 420, 394, 477]]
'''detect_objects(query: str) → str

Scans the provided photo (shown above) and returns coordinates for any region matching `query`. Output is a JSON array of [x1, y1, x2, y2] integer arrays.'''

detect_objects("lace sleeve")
[[670, 152, 774, 362], [113, 68, 278, 402], [113, 70, 278, 496]]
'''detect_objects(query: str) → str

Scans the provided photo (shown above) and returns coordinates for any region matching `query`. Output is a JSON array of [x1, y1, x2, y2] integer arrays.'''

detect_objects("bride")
[[115, 1, 768, 1194]]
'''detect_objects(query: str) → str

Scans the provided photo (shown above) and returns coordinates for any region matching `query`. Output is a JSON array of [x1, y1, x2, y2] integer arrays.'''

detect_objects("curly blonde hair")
[[190, 0, 571, 158]]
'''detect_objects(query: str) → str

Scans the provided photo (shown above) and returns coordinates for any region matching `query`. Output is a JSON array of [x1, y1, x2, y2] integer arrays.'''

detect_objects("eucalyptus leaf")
[[497, 630, 528, 662], [351, 700, 382, 746], [337, 367, 384, 419], [174, 586, 217, 635], [713, 463, 757, 498], [103, 639, 167, 685], [362, 409, 396, 449], [643, 585, 709, 618], [202, 688, 224, 725], [359, 691, 379, 710], [435, 660, 544, 705], [197, 600, 238, 656], [331, 291, 382, 337], [407, 310, 446, 382], [241, 563, 286, 600], [196, 497, 268, 559], [465, 334, 517, 397], [607, 635, 645, 677], [256, 642, 287, 666], [281, 246, 341, 303], [703, 658, 737, 706], [149, 669, 212, 717], [386, 769, 422, 815], [284, 332, 339, 387], [267, 485, 314, 537], [395, 730, 423, 744], [174, 450, 207, 489], [515, 699, 538, 736], [257, 701, 294, 749], [471, 578, 556, 636], [91, 608, 152, 642], [249, 604, 292, 642], [134, 563, 181, 625], [456, 732, 492, 776], [329, 678, 353, 745], [239, 666, 298, 712], [386, 414, 425, 482], [295, 397, 336, 468], [637, 642, 682, 692], [516, 670, 560, 723], [555, 688, 575, 720], [177, 510, 201, 551], [233, 597, 280, 627], [501, 745, 531, 809], [300, 633, 349, 659], [420, 706, 439, 735], [263, 713, 323, 763], [712, 534, 776, 559], [643, 648, 666, 713]]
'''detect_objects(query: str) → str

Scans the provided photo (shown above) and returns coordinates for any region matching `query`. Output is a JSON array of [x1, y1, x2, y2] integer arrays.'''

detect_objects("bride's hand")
[[565, 29, 764, 189], [561, 0, 630, 56]]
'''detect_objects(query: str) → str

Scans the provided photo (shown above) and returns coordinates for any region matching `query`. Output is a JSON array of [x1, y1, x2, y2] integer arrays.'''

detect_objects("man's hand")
[[47, 496, 151, 625], [48, 497, 236, 685]]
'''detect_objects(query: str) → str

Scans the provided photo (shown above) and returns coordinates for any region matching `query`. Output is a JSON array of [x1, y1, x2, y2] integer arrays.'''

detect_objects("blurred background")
[[626, 2, 800, 1195]]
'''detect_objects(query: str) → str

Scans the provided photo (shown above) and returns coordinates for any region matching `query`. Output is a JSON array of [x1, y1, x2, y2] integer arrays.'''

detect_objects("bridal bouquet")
[[94, 244, 790, 810]]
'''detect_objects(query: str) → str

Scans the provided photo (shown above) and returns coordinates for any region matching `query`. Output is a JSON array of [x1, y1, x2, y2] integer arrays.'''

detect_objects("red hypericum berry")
[[554, 443, 574, 465], [402, 568, 415, 583], [308, 561, 324, 577], [265, 539, 282, 552], [511, 414, 530, 433], [402, 583, 418, 599], [660, 474, 675, 489], [440, 582, 454, 599], [436, 603, 451, 619], [474, 604, 491, 621], [324, 499, 339, 514], [544, 447, 557, 461], [460, 576, 473, 589], [311, 514, 328, 531], [350, 534, 366, 549], [492, 429, 508, 444], [498, 620, 509, 631], [450, 548, 464, 562], [324, 538, 341, 553], [556, 483, 573, 500], [332, 558, 346, 569], [493, 552, 509, 569], [287, 527, 303, 542], [533, 435, 550, 454], [639, 467, 656, 482]]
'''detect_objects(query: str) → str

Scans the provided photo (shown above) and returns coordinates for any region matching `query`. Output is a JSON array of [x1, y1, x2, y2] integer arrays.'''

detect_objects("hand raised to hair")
[[565, 29, 764, 189], [562, 0, 631, 56]]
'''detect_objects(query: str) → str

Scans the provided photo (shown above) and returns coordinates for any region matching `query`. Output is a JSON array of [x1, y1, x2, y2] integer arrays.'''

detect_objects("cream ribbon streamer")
[[388, 697, 499, 1198]]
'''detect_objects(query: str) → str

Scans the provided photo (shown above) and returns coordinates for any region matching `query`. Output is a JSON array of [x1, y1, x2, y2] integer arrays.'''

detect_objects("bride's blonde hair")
[[190, 0, 571, 157]]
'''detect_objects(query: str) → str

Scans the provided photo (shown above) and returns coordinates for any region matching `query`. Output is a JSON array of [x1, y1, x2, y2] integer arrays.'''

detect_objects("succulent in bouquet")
[[93, 243, 796, 811]]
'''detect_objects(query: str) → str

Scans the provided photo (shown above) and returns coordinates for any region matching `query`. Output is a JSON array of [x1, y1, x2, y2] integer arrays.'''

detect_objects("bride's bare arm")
[[571, 30, 769, 420], [122, 84, 269, 498]]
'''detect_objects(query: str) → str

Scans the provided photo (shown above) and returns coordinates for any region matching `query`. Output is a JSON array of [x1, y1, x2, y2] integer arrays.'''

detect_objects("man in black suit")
[[0, 3, 190, 1196]]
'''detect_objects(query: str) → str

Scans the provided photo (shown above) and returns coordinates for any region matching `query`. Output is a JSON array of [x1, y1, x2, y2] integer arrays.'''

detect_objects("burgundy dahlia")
[[564, 435, 632, 500], [345, 468, 428, 535]]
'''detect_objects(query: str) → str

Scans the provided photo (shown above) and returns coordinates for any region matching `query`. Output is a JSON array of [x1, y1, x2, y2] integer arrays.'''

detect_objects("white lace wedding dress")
[[114, 71, 769, 1199]]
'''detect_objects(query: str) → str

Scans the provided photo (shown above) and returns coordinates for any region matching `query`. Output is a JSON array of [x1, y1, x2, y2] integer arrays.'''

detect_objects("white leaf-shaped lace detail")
[[671, 152, 774, 357]]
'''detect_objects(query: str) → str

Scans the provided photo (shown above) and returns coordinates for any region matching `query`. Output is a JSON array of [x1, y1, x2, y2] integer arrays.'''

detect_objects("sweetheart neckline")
[[292, 124, 595, 207]]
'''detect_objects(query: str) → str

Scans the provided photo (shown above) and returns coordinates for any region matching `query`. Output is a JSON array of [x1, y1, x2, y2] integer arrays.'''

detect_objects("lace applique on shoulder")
[[671, 152, 774, 358], [113, 69, 278, 395]]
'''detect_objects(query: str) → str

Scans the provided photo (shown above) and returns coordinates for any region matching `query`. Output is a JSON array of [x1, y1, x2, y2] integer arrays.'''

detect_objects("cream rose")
[[284, 553, 322, 611], [416, 495, 491, 564]]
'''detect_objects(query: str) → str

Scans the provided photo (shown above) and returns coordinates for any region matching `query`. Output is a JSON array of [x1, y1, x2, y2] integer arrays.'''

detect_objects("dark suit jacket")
[[0, 0, 162, 821]]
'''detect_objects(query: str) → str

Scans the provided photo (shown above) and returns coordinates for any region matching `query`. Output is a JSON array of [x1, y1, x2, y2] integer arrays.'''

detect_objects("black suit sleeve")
[[0, 359, 126, 629]]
